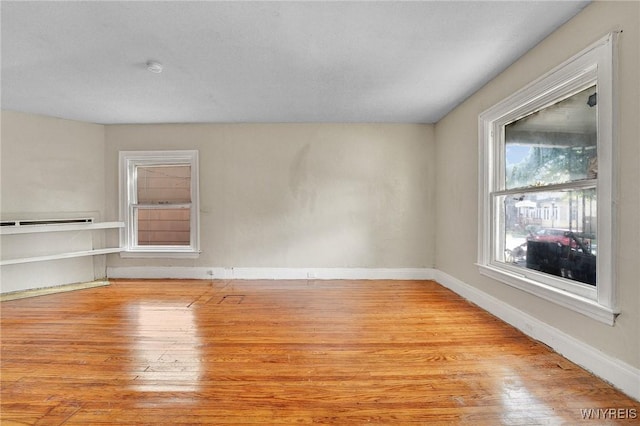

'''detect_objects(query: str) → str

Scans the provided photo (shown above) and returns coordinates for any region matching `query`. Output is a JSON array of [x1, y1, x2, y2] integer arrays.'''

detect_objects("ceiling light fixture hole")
[[146, 61, 163, 74]]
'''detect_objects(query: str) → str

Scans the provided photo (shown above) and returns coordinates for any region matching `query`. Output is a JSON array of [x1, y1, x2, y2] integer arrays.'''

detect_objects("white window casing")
[[477, 33, 618, 325], [119, 150, 200, 258]]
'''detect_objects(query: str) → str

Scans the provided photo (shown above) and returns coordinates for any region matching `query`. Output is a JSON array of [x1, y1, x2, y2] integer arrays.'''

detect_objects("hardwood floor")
[[1, 279, 638, 424]]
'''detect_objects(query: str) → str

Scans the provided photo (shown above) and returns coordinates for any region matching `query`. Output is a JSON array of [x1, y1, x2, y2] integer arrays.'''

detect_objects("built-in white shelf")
[[0, 248, 123, 266], [0, 220, 124, 266], [0, 221, 124, 235]]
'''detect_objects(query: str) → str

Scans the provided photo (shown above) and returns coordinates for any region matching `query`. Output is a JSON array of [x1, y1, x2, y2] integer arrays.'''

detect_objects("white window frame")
[[477, 33, 618, 325], [119, 150, 200, 258]]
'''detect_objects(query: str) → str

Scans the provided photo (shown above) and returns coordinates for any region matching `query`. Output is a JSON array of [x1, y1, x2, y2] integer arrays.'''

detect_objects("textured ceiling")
[[1, 1, 590, 124]]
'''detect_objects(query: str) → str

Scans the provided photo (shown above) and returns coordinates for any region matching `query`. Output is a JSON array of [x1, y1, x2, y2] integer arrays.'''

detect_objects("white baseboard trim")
[[106, 266, 436, 281], [434, 269, 640, 402]]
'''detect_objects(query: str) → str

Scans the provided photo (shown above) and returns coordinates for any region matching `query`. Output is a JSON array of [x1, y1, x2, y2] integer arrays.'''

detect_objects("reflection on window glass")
[[498, 188, 596, 285], [137, 165, 191, 203], [505, 85, 597, 189]]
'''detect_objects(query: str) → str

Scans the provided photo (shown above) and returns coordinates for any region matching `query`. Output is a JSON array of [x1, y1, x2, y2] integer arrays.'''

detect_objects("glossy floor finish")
[[1, 279, 638, 425]]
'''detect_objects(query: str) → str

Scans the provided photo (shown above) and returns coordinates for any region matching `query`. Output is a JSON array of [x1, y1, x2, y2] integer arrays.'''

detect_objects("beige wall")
[[0, 111, 107, 292], [1, 110, 105, 217], [105, 123, 436, 269], [435, 1, 639, 368]]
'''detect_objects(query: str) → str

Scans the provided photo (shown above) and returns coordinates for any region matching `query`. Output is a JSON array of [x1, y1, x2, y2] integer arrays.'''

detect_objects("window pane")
[[498, 188, 596, 286], [504, 85, 597, 189], [136, 207, 191, 246], [137, 165, 191, 204]]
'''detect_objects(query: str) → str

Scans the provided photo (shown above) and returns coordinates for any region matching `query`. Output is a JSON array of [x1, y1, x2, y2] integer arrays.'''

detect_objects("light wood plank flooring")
[[2, 279, 638, 424]]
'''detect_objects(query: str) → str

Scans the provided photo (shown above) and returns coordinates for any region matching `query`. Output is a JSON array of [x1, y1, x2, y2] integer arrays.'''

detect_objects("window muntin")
[[120, 151, 199, 256], [477, 33, 617, 324]]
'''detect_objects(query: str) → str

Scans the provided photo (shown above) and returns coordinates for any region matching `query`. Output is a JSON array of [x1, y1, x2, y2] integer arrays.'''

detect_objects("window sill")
[[477, 263, 618, 326], [120, 250, 201, 259]]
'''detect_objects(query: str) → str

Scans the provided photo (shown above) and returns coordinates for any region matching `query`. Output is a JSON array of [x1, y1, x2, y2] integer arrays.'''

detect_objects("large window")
[[478, 34, 617, 324], [119, 151, 200, 257]]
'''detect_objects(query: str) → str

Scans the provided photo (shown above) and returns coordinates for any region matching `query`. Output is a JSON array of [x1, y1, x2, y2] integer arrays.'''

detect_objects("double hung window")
[[478, 34, 617, 324], [119, 150, 200, 257]]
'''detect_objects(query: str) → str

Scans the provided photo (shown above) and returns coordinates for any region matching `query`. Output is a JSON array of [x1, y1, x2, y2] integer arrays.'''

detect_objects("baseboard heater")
[[1, 217, 93, 227]]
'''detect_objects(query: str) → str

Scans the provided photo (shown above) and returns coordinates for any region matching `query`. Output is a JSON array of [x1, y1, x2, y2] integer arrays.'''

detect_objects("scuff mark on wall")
[[289, 143, 317, 213]]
